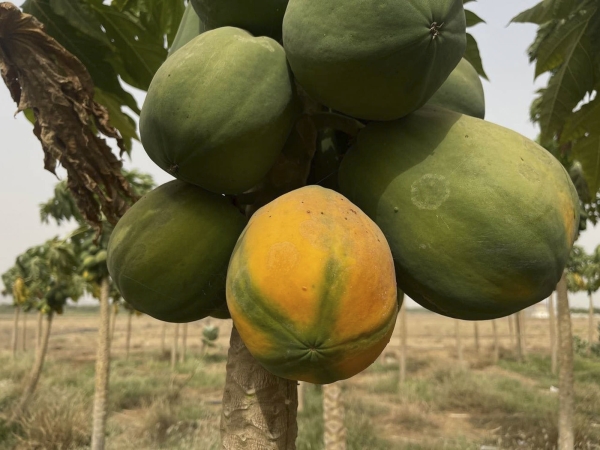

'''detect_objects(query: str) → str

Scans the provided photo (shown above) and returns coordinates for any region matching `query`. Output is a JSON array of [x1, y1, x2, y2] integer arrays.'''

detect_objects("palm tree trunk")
[[21, 311, 28, 352], [125, 310, 133, 360], [589, 293, 595, 355], [473, 322, 480, 356], [36, 310, 43, 352], [11, 306, 20, 359], [180, 322, 188, 363], [171, 323, 179, 370], [549, 293, 558, 375], [161, 322, 167, 354], [323, 382, 346, 450], [220, 326, 298, 449], [399, 299, 407, 385], [492, 320, 499, 364], [515, 313, 524, 362], [556, 273, 574, 450], [455, 320, 463, 365], [508, 314, 515, 346], [10, 312, 53, 421], [91, 277, 111, 450]]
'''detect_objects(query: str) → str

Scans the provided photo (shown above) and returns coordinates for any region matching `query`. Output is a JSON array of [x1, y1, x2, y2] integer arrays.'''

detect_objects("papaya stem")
[[309, 112, 365, 138]]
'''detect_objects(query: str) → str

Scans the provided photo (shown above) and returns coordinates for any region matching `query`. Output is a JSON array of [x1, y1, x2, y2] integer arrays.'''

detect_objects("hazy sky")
[[0, 1, 597, 309]]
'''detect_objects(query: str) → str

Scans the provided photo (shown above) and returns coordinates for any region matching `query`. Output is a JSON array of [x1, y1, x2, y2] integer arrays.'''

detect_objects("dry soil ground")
[[0, 306, 598, 449]]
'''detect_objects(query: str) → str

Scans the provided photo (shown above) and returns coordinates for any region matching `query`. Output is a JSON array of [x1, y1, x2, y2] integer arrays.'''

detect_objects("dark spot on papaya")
[[307, 210, 311, 213], [394, 207, 399, 213]]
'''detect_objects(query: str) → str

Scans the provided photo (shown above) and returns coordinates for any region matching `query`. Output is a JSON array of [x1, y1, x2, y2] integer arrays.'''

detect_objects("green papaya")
[[282, 0, 466, 120], [94, 250, 107, 264], [191, 0, 288, 41], [107, 180, 247, 322], [140, 27, 300, 195], [426, 58, 486, 119], [168, 2, 207, 57], [82, 255, 97, 270], [338, 106, 579, 320]]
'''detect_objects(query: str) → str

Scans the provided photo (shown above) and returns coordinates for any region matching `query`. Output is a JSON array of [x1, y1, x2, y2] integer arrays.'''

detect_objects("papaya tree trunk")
[[556, 273, 574, 450], [220, 326, 298, 449], [91, 277, 111, 450], [520, 310, 527, 357], [473, 322, 480, 356], [11, 306, 20, 359], [323, 382, 346, 450], [36, 310, 43, 352], [515, 313, 524, 362], [125, 310, 133, 360], [10, 311, 53, 421], [171, 323, 179, 371], [109, 303, 117, 348], [161, 322, 167, 354], [21, 311, 28, 352], [492, 320, 499, 364], [508, 314, 515, 346], [399, 297, 407, 385], [589, 293, 595, 355], [455, 320, 463, 365], [549, 293, 558, 375], [180, 322, 188, 363], [297, 382, 305, 413]]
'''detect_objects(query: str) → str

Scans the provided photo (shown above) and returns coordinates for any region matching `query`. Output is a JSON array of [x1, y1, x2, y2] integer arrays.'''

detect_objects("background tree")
[[39, 171, 154, 450], [9, 237, 84, 420], [2, 266, 23, 359], [566, 245, 598, 353]]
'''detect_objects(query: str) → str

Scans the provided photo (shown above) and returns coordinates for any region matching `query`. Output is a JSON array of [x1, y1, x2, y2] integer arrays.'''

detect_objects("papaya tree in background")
[[1, 266, 22, 358], [39, 171, 154, 450], [9, 238, 84, 421], [566, 245, 599, 353], [587, 246, 600, 349]]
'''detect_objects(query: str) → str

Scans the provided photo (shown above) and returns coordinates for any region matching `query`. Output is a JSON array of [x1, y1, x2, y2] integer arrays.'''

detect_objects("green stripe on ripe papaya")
[[228, 257, 311, 353], [229, 243, 394, 383]]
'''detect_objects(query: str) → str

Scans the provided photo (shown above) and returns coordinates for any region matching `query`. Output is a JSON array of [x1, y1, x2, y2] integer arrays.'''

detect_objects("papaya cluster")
[[107, 0, 579, 383]]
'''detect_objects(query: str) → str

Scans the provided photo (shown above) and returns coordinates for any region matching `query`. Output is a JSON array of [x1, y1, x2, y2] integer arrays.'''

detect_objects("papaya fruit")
[[282, 0, 466, 120], [107, 180, 247, 323], [426, 58, 486, 119], [140, 27, 300, 195], [226, 186, 398, 383], [191, 0, 288, 41], [338, 106, 579, 320]]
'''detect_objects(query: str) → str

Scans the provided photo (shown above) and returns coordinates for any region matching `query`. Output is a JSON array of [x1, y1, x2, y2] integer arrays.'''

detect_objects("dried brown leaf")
[[0, 2, 137, 232]]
